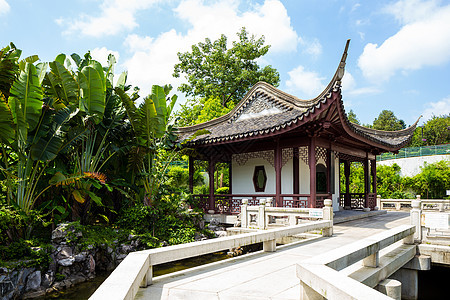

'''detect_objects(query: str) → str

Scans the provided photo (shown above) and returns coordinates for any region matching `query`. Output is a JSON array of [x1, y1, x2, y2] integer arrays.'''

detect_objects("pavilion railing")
[[339, 193, 376, 210], [192, 193, 331, 214]]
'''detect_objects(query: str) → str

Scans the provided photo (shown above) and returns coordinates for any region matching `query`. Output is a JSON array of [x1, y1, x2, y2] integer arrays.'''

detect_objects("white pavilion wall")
[[231, 150, 340, 211], [232, 157, 275, 195]]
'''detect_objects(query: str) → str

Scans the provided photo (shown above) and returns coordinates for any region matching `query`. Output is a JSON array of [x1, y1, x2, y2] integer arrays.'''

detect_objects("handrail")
[[380, 197, 450, 212], [297, 225, 415, 299], [90, 220, 333, 300]]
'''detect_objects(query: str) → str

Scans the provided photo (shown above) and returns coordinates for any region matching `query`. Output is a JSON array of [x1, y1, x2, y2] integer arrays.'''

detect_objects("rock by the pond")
[[26, 271, 41, 291], [58, 257, 75, 266]]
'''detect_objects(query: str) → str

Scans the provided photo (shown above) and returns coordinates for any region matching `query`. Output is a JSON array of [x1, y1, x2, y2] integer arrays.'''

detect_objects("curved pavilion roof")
[[176, 40, 419, 153]]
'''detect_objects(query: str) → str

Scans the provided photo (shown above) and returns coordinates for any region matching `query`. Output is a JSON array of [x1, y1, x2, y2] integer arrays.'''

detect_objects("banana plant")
[[0, 43, 79, 213], [42, 52, 128, 222], [116, 84, 177, 205]]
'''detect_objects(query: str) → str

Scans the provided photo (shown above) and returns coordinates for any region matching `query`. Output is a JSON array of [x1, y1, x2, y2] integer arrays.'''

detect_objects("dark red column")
[[188, 156, 194, 194], [293, 147, 299, 195], [275, 140, 282, 207], [363, 157, 370, 208], [228, 161, 232, 195], [326, 148, 332, 195], [208, 159, 215, 212], [344, 160, 351, 208], [371, 159, 377, 196], [309, 138, 316, 208]]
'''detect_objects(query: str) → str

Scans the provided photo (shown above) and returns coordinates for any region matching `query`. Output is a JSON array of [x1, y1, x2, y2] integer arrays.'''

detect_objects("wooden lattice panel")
[[298, 146, 308, 165], [232, 150, 275, 167], [282, 148, 293, 167], [315, 147, 327, 166]]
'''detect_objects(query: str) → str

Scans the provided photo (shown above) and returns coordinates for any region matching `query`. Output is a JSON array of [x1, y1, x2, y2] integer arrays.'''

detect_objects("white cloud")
[[341, 71, 356, 92], [173, 0, 299, 53], [123, 0, 300, 97], [422, 96, 450, 121], [358, 0, 450, 82], [383, 0, 441, 25], [341, 71, 381, 96], [59, 0, 161, 37], [300, 38, 322, 58], [91, 47, 120, 67], [285, 65, 325, 98], [0, 0, 10, 15]]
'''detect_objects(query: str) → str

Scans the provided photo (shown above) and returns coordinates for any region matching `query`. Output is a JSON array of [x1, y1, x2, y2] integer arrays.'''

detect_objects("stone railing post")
[[241, 199, 248, 228], [376, 195, 381, 210], [266, 197, 273, 207], [322, 199, 333, 237], [258, 198, 266, 230], [410, 195, 422, 242]]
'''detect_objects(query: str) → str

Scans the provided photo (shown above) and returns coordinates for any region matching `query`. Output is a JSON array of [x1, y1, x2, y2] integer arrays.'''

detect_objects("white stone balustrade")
[[90, 218, 332, 300], [296, 225, 415, 299], [380, 195, 450, 212], [241, 198, 333, 231]]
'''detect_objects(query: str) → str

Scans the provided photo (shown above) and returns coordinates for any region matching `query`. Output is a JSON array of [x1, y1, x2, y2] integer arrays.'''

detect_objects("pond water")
[[37, 251, 230, 299], [418, 264, 449, 299]]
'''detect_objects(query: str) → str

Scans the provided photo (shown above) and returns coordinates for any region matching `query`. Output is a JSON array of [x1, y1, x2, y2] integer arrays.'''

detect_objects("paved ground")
[[136, 211, 410, 300]]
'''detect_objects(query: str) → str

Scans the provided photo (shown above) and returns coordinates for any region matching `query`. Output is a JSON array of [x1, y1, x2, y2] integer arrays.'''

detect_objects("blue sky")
[[1, 0, 449, 126]]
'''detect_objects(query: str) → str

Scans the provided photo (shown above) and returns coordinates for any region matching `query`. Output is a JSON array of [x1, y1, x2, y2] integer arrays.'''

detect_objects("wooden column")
[[371, 159, 377, 196], [228, 161, 233, 195], [309, 138, 316, 208], [208, 159, 215, 213], [344, 160, 351, 209], [363, 156, 370, 208], [275, 140, 282, 207], [188, 156, 194, 193], [293, 147, 299, 195], [326, 148, 332, 194]]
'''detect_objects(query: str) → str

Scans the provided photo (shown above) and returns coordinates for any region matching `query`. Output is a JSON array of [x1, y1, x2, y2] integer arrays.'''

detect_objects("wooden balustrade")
[[192, 193, 332, 214]]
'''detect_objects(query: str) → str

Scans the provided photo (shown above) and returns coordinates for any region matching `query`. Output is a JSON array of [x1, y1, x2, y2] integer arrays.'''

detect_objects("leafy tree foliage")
[[409, 160, 450, 199], [173, 27, 280, 107], [372, 110, 406, 131], [410, 114, 450, 147], [347, 109, 360, 125], [340, 160, 449, 199]]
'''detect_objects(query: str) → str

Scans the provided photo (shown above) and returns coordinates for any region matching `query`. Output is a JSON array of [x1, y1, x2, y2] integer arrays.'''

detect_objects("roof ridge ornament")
[[337, 39, 350, 81]]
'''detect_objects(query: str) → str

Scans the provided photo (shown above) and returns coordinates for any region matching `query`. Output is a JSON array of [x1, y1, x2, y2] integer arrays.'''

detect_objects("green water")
[[38, 251, 229, 299]]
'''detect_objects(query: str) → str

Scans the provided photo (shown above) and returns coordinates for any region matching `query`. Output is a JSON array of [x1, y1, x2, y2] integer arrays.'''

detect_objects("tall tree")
[[347, 109, 360, 125], [173, 28, 280, 107], [372, 110, 406, 131], [410, 114, 450, 147]]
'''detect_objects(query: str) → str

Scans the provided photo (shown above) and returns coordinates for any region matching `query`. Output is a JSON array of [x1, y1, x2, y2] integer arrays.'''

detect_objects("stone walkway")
[[136, 211, 410, 300]]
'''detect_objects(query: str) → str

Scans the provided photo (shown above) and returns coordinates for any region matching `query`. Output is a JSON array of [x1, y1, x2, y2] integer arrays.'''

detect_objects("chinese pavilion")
[[176, 40, 418, 214]]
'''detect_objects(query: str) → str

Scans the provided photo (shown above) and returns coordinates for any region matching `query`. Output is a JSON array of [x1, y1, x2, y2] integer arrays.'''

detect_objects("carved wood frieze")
[[232, 150, 275, 167]]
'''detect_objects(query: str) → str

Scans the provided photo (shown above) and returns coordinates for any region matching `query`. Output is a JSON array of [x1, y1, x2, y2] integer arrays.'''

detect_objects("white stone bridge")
[[90, 201, 449, 300]]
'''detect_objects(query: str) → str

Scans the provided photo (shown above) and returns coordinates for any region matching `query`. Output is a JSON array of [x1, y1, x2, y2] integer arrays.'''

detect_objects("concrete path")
[[136, 211, 410, 300]]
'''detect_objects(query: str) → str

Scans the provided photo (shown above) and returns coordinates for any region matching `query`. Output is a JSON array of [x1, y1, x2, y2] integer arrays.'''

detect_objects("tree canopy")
[[372, 110, 406, 131], [347, 109, 360, 125], [173, 28, 280, 107], [410, 114, 450, 147]]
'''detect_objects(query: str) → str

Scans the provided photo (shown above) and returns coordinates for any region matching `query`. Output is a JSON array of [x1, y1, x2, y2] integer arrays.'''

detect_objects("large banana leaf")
[[0, 92, 15, 144], [8, 63, 43, 141], [88, 60, 106, 92], [140, 97, 159, 146], [149, 85, 168, 138], [48, 60, 79, 106], [79, 66, 105, 124], [115, 87, 140, 133], [30, 106, 79, 161], [0, 44, 21, 98]]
